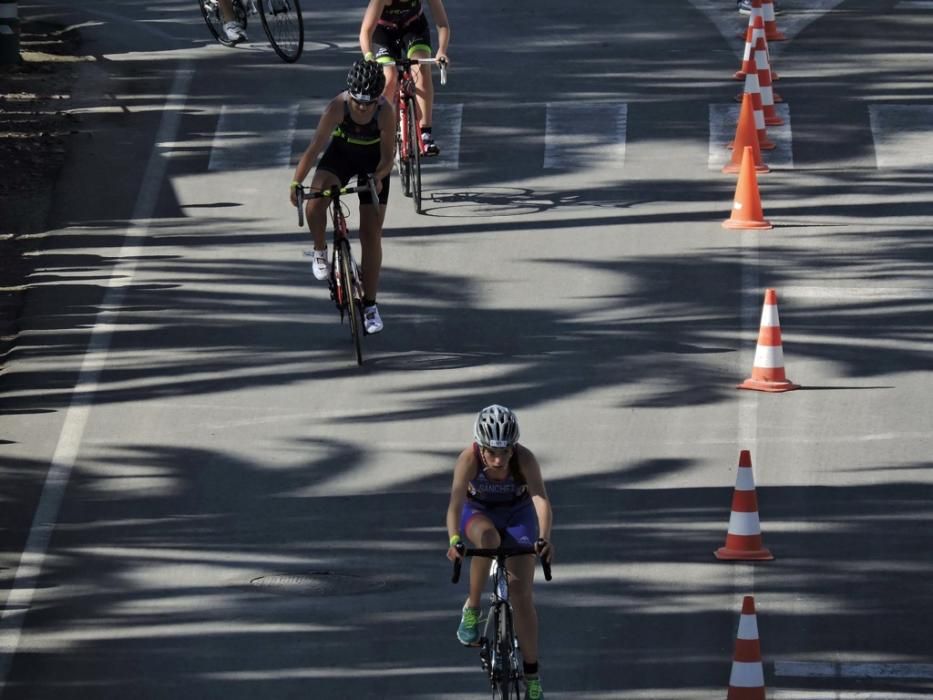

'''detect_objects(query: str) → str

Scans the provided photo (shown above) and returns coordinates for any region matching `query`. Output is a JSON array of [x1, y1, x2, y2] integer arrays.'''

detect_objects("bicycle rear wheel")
[[406, 96, 423, 213], [257, 0, 304, 63], [337, 239, 363, 366], [199, 0, 247, 46]]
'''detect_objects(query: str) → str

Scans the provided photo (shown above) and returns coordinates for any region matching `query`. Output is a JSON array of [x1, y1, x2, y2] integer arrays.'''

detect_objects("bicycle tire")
[[337, 239, 363, 366], [199, 0, 247, 46], [257, 0, 304, 63], [407, 96, 423, 213]]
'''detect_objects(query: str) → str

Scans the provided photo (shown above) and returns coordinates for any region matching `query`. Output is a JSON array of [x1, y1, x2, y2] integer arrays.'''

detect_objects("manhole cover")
[[249, 572, 386, 596]]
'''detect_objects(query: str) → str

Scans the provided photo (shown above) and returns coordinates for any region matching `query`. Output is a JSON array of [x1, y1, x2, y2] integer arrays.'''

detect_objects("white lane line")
[[868, 105, 933, 169], [544, 102, 627, 170], [423, 102, 463, 170], [0, 63, 195, 693], [709, 103, 793, 170], [776, 660, 933, 679], [207, 103, 300, 172], [776, 285, 933, 300]]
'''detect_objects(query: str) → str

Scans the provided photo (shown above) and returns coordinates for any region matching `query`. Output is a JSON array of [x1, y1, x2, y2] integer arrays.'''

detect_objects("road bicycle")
[[392, 56, 447, 215], [199, 0, 304, 63], [294, 179, 377, 366], [452, 543, 552, 699]]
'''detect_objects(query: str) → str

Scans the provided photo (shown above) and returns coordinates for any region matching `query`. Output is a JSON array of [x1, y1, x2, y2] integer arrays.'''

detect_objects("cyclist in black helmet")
[[289, 60, 396, 334], [445, 405, 554, 700]]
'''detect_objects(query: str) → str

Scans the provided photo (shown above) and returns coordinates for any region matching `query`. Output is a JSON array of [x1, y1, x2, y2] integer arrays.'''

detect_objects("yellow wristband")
[[449, 534, 461, 547], [364, 51, 375, 62], [291, 180, 301, 187]]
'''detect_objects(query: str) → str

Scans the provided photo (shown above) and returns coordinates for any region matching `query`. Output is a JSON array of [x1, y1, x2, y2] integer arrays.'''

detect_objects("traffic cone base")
[[737, 376, 800, 392]]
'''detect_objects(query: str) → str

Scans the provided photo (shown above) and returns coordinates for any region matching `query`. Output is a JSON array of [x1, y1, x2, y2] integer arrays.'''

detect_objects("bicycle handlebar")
[[451, 543, 552, 584], [294, 175, 379, 228], [395, 56, 447, 86]]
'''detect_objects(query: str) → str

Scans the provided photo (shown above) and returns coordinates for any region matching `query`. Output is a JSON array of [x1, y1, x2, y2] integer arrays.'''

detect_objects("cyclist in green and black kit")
[[360, 0, 450, 156], [289, 61, 396, 334]]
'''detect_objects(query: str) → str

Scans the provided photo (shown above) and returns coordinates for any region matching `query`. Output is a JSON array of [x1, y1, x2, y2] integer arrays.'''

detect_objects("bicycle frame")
[[294, 180, 377, 365], [394, 56, 447, 166], [452, 544, 551, 699]]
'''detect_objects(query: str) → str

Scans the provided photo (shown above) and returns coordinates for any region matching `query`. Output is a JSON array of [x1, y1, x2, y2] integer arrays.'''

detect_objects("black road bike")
[[452, 544, 552, 699], [199, 0, 304, 63], [295, 179, 377, 366]]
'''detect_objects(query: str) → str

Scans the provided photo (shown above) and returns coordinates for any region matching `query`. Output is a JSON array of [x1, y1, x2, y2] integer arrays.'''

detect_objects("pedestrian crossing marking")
[[543, 102, 627, 169], [868, 104, 933, 169], [208, 103, 300, 172]]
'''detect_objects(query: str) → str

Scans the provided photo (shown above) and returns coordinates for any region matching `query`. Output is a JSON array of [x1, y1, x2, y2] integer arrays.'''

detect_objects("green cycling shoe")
[[456, 606, 481, 646], [524, 675, 543, 699]]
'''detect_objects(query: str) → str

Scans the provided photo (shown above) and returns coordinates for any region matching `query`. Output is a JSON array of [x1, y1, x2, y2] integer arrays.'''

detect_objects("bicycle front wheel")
[[199, 0, 247, 46], [406, 96, 423, 213], [257, 0, 304, 63], [337, 239, 363, 366]]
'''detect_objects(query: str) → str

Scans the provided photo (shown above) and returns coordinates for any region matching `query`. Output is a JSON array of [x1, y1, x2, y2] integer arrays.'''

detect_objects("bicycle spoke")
[[257, 0, 304, 62]]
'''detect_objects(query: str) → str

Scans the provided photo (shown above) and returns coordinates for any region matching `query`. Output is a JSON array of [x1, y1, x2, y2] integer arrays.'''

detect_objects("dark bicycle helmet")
[[473, 405, 520, 449], [347, 59, 386, 103]]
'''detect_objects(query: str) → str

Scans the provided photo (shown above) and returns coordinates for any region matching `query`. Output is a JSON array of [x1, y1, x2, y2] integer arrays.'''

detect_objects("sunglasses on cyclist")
[[350, 96, 378, 107]]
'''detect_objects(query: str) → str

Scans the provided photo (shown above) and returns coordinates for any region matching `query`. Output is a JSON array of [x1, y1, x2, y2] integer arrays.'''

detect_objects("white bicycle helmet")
[[473, 405, 520, 449]]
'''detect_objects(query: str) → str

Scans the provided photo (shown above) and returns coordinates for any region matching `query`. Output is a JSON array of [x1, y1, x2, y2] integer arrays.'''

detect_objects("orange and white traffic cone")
[[733, 53, 775, 151], [723, 147, 772, 230], [735, 14, 782, 92], [754, 36, 783, 126], [734, 1, 764, 78], [726, 596, 767, 700], [715, 450, 773, 561], [738, 289, 800, 391], [762, 0, 786, 41], [724, 94, 768, 174]]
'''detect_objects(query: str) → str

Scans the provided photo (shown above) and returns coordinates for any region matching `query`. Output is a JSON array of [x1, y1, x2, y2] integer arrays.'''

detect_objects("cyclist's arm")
[[426, 0, 450, 58], [359, 0, 385, 58], [517, 445, 553, 546], [374, 104, 397, 183], [446, 447, 475, 548], [292, 97, 342, 186]]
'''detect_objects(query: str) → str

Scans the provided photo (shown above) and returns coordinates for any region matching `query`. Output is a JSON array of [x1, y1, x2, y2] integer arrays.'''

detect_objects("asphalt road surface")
[[1, 0, 932, 698]]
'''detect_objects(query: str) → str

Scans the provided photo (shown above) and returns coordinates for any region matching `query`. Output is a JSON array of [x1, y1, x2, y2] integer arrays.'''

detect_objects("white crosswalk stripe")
[[543, 102, 627, 170], [868, 104, 933, 169], [709, 102, 793, 170], [208, 103, 300, 172]]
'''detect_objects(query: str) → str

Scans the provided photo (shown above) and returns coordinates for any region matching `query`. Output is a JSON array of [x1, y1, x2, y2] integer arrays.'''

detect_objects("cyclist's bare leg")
[[306, 171, 340, 250], [506, 554, 539, 665], [464, 515, 499, 609], [410, 49, 433, 128], [358, 202, 387, 299], [218, 0, 236, 22], [380, 63, 399, 108]]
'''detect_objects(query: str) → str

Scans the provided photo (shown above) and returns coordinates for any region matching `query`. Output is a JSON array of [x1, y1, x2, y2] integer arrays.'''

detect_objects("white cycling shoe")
[[363, 304, 384, 334], [223, 21, 247, 44], [304, 248, 329, 281]]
